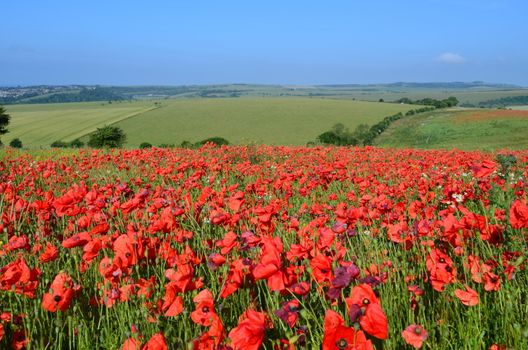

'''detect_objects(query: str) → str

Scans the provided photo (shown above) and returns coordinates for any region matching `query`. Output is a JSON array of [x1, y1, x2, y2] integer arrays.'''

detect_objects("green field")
[[114, 98, 413, 146], [4, 98, 413, 147], [375, 108, 528, 150], [4, 101, 158, 148]]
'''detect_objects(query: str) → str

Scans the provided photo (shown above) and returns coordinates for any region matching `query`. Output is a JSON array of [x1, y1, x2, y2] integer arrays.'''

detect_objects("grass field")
[[114, 98, 413, 146], [4, 101, 158, 148], [4, 98, 413, 147], [375, 108, 528, 150]]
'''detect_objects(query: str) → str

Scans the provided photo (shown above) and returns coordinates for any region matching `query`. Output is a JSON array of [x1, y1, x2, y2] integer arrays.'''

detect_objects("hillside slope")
[[375, 108, 528, 150]]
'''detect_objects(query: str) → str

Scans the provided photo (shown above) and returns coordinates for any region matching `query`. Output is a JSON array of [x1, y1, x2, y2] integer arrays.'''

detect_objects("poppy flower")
[[253, 236, 286, 291], [62, 232, 91, 249], [345, 284, 388, 340], [113, 234, 138, 267], [228, 309, 267, 350], [220, 258, 252, 298], [482, 272, 501, 292], [275, 300, 300, 327], [207, 253, 226, 270], [11, 330, 29, 350], [327, 264, 360, 299], [454, 285, 479, 306], [0, 257, 40, 298], [402, 324, 428, 349], [121, 338, 141, 350], [322, 310, 373, 350], [192, 314, 225, 350], [142, 333, 167, 350], [510, 200, 528, 229], [216, 231, 239, 254], [311, 254, 333, 285], [161, 282, 184, 317], [191, 289, 216, 326], [39, 242, 59, 263], [471, 160, 496, 178], [42, 272, 76, 312], [426, 249, 457, 292]]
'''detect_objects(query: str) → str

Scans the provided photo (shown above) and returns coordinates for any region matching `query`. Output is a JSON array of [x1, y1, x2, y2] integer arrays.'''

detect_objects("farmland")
[[0, 146, 527, 349], [4, 101, 158, 148], [375, 108, 528, 150], [4, 98, 413, 147], [114, 98, 412, 146]]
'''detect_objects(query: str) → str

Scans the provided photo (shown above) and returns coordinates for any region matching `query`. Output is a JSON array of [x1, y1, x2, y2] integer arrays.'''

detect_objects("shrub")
[[69, 139, 85, 148], [87, 126, 127, 148], [316, 124, 358, 146], [180, 141, 194, 148], [158, 143, 175, 148], [196, 137, 230, 146], [51, 140, 69, 148], [139, 142, 153, 149], [9, 138, 23, 148]]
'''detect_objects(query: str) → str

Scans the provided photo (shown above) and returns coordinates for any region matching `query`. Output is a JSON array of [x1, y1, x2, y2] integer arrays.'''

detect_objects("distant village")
[[0, 85, 96, 100]]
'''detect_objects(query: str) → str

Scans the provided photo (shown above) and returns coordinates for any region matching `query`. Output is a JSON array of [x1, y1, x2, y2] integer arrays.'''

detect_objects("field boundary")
[[70, 105, 161, 141]]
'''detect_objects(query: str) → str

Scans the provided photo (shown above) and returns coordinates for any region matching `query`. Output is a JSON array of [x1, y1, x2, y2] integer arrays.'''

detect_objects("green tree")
[[87, 125, 127, 148], [69, 139, 85, 148], [0, 105, 10, 143], [353, 123, 372, 145], [317, 123, 358, 146], [51, 140, 69, 148], [9, 138, 22, 148], [196, 137, 230, 146]]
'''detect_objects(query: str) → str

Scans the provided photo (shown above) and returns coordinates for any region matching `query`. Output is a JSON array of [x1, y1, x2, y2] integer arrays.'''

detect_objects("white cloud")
[[436, 52, 466, 64]]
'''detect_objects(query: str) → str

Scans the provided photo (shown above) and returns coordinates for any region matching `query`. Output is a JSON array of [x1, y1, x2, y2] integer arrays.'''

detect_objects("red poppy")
[[42, 272, 77, 312], [275, 300, 300, 327], [345, 284, 388, 340], [510, 200, 528, 229], [121, 338, 141, 350], [322, 310, 373, 350], [471, 159, 496, 178], [0, 257, 40, 298], [402, 324, 428, 349], [216, 231, 239, 254], [141, 333, 167, 350], [426, 249, 457, 292], [220, 258, 251, 298], [311, 254, 334, 285], [39, 242, 59, 263], [113, 234, 138, 267], [62, 232, 91, 249], [253, 236, 286, 291], [161, 282, 184, 317], [191, 289, 216, 326], [454, 285, 479, 306], [192, 314, 225, 350], [228, 309, 267, 350]]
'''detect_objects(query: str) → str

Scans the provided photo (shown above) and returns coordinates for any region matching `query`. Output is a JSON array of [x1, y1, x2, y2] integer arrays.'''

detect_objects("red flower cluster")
[[0, 145, 526, 349]]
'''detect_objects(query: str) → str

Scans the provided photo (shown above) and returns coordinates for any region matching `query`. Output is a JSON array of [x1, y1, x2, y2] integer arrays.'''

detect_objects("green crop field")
[[114, 98, 413, 146], [4, 98, 413, 148], [375, 108, 528, 150], [4, 101, 158, 148]]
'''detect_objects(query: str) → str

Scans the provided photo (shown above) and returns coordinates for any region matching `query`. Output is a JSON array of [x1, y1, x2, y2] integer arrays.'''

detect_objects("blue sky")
[[1, 0, 527, 86]]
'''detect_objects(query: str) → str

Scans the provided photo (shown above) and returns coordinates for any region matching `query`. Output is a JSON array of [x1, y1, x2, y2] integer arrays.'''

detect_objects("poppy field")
[[0, 145, 527, 349]]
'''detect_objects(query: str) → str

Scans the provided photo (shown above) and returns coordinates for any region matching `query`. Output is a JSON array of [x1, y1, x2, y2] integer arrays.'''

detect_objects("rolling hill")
[[3, 98, 413, 147], [375, 108, 528, 150]]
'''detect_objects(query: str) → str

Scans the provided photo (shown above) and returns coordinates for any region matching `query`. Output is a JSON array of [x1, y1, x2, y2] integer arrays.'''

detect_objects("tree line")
[[395, 96, 459, 109], [314, 106, 437, 146]]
